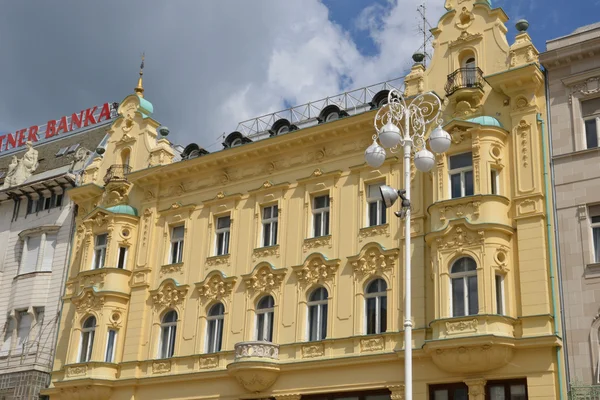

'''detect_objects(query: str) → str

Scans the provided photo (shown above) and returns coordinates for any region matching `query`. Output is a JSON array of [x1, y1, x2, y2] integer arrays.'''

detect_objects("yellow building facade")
[[44, 0, 565, 399]]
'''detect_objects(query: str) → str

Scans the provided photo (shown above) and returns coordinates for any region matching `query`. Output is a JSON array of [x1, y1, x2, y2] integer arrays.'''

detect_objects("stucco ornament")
[[150, 279, 189, 310], [436, 224, 484, 251], [1, 141, 39, 189], [72, 289, 105, 312], [196, 272, 236, 302], [348, 243, 398, 279], [455, 7, 474, 30], [242, 264, 286, 294], [292, 254, 340, 287]]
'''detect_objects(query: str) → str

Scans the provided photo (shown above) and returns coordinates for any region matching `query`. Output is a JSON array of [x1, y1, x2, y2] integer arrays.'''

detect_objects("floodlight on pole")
[[364, 88, 450, 400]]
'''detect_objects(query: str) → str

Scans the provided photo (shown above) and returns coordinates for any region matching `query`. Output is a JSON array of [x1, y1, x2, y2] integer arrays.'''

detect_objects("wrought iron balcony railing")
[[445, 67, 485, 96], [104, 164, 131, 184]]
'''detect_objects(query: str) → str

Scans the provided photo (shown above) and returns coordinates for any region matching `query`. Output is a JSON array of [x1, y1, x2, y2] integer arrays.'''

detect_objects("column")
[[464, 378, 486, 400], [388, 385, 405, 400]]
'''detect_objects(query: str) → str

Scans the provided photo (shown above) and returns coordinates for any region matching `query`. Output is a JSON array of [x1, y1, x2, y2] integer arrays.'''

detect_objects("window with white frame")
[[262, 205, 278, 247], [79, 316, 96, 363], [312, 195, 330, 237], [159, 310, 177, 359], [590, 205, 600, 264], [449, 152, 474, 199], [117, 247, 128, 269], [490, 168, 499, 195], [366, 183, 386, 227], [450, 257, 478, 317], [105, 329, 117, 363], [0, 318, 15, 356], [170, 225, 184, 264], [583, 97, 600, 149], [15, 311, 32, 355], [215, 216, 231, 256], [308, 287, 328, 341], [19, 232, 57, 275], [92, 234, 107, 269], [256, 295, 274, 342], [365, 278, 387, 334], [495, 274, 505, 315], [206, 303, 224, 352]]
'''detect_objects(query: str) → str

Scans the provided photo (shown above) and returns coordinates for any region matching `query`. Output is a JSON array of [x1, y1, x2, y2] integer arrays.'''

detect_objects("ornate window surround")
[[202, 192, 242, 265], [157, 202, 195, 270], [563, 68, 600, 152], [249, 181, 289, 254]]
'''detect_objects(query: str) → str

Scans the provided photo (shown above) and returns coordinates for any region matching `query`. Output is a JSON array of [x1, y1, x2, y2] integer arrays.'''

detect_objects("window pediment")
[[18, 225, 60, 239], [195, 271, 237, 304], [71, 288, 105, 314], [150, 279, 189, 311], [347, 242, 399, 280], [292, 253, 340, 288], [242, 263, 287, 295]]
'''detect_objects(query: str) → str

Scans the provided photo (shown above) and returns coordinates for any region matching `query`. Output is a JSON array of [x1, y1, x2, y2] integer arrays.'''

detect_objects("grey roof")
[[573, 22, 600, 34], [0, 122, 111, 186]]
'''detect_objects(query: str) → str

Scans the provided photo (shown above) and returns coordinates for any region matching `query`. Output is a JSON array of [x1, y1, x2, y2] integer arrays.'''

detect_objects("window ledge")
[[160, 262, 183, 276], [303, 235, 332, 252], [585, 263, 600, 279], [206, 254, 231, 268], [77, 267, 132, 279], [359, 224, 390, 240], [14, 270, 52, 281], [253, 245, 280, 260]]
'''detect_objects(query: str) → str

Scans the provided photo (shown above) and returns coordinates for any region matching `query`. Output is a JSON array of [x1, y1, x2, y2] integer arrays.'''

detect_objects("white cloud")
[[0, 0, 446, 151]]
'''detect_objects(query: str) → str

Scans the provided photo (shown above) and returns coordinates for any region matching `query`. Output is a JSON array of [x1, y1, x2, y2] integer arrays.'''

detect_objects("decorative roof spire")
[[134, 53, 145, 98]]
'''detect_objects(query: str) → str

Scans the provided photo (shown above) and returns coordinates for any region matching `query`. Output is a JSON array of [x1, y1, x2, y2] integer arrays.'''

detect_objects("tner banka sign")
[[0, 102, 118, 153]]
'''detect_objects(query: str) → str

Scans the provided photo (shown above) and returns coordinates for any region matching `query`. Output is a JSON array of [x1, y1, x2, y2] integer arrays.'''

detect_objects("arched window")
[[256, 295, 275, 342], [450, 257, 478, 317], [462, 56, 477, 87], [365, 279, 387, 334], [79, 316, 96, 363], [308, 287, 328, 341], [206, 303, 224, 353], [121, 148, 131, 167], [159, 310, 177, 359]]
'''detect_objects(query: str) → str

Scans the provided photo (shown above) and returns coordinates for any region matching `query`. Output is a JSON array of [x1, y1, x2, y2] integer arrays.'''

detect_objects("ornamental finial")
[[134, 53, 145, 98]]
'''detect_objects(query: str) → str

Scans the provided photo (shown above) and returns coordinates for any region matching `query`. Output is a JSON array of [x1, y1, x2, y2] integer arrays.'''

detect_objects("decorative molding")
[[455, 7, 474, 30], [301, 343, 324, 358], [449, 30, 482, 48], [71, 288, 105, 313], [205, 254, 231, 268], [303, 235, 332, 252], [78, 271, 107, 290], [517, 198, 537, 215], [516, 120, 531, 167], [464, 378, 487, 400], [578, 204, 588, 220], [1, 141, 39, 189], [66, 365, 88, 378], [195, 271, 237, 303], [242, 263, 287, 295], [252, 245, 280, 262], [439, 201, 481, 222], [445, 318, 478, 335], [149, 279, 189, 310], [570, 76, 600, 103], [358, 224, 390, 242], [199, 355, 219, 369], [292, 253, 340, 288], [435, 224, 484, 251], [160, 263, 183, 276], [388, 385, 405, 400], [360, 336, 384, 352], [152, 360, 171, 374], [348, 243, 398, 279]]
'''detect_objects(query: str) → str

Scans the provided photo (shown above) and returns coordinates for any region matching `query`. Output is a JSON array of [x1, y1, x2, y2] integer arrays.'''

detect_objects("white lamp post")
[[364, 89, 450, 400]]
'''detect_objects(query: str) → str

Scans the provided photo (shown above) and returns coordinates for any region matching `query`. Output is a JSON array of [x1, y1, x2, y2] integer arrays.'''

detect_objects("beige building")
[[44, 1, 566, 399], [540, 22, 600, 395]]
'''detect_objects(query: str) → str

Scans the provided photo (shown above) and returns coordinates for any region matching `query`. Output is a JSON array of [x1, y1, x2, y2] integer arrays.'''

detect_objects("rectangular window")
[[486, 379, 528, 400], [495, 274, 505, 315], [93, 234, 108, 269], [490, 169, 499, 195], [312, 195, 330, 237], [40, 233, 57, 272], [429, 382, 469, 400], [105, 330, 117, 363], [590, 205, 600, 263], [22, 236, 41, 274], [262, 205, 278, 247], [582, 98, 600, 149], [449, 152, 474, 199], [43, 196, 52, 210], [55, 193, 63, 208], [170, 226, 184, 264], [117, 247, 128, 269], [215, 216, 231, 256], [367, 183, 386, 227], [16, 311, 32, 354]]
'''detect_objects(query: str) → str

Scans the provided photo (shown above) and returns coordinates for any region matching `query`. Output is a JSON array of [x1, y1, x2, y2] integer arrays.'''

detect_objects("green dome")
[[466, 116, 503, 128], [137, 96, 154, 117], [105, 204, 138, 216]]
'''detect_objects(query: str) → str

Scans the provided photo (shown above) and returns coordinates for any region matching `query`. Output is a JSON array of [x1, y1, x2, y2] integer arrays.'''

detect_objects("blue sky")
[[0, 0, 598, 149]]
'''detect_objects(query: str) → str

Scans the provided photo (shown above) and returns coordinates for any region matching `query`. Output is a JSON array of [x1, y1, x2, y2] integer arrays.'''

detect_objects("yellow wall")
[[43, 1, 565, 399]]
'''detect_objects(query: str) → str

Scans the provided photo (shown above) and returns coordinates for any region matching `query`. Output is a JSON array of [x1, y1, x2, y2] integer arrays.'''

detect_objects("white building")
[[0, 104, 114, 399]]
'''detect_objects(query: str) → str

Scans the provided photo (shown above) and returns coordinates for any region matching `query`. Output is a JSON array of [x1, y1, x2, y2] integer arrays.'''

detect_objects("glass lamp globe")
[[378, 122, 401, 149], [365, 140, 387, 168], [429, 125, 451, 154], [414, 149, 435, 172]]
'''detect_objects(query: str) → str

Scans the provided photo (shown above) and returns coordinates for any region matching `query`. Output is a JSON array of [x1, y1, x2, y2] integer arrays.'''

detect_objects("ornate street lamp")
[[364, 89, 451, 400]]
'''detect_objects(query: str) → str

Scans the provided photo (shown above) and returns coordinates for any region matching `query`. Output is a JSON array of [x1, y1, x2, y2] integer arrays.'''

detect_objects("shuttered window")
[[21, 236, 41, 274]]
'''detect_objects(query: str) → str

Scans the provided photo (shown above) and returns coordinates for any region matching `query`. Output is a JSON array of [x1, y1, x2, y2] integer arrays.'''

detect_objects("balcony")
[[104, 164, 131, 184], [445, 67, 485, 96], [227, 341, 280, 393]]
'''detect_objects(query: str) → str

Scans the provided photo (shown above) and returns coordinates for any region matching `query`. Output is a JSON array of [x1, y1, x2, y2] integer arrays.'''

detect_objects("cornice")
[[541, 36, 600, 68], [561, 66, 600, 87], [296, 168, 342, 184], [248, 180, 291, 194], [202, 192, 243, 207]]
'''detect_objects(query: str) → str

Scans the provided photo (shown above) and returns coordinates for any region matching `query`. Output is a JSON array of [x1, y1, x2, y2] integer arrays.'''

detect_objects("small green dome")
[[466, 116, 503, 128], [106, 204, 138, 216], [137, 96, 154, 117]]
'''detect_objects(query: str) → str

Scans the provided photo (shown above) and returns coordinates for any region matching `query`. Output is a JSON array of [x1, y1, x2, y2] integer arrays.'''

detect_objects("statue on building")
[[69, 147, 91, 173], [1, 141, 39, 189]]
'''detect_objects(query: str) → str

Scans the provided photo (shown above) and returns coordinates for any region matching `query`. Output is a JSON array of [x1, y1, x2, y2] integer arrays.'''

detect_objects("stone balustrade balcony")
[[228, 341, 280, 393]]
